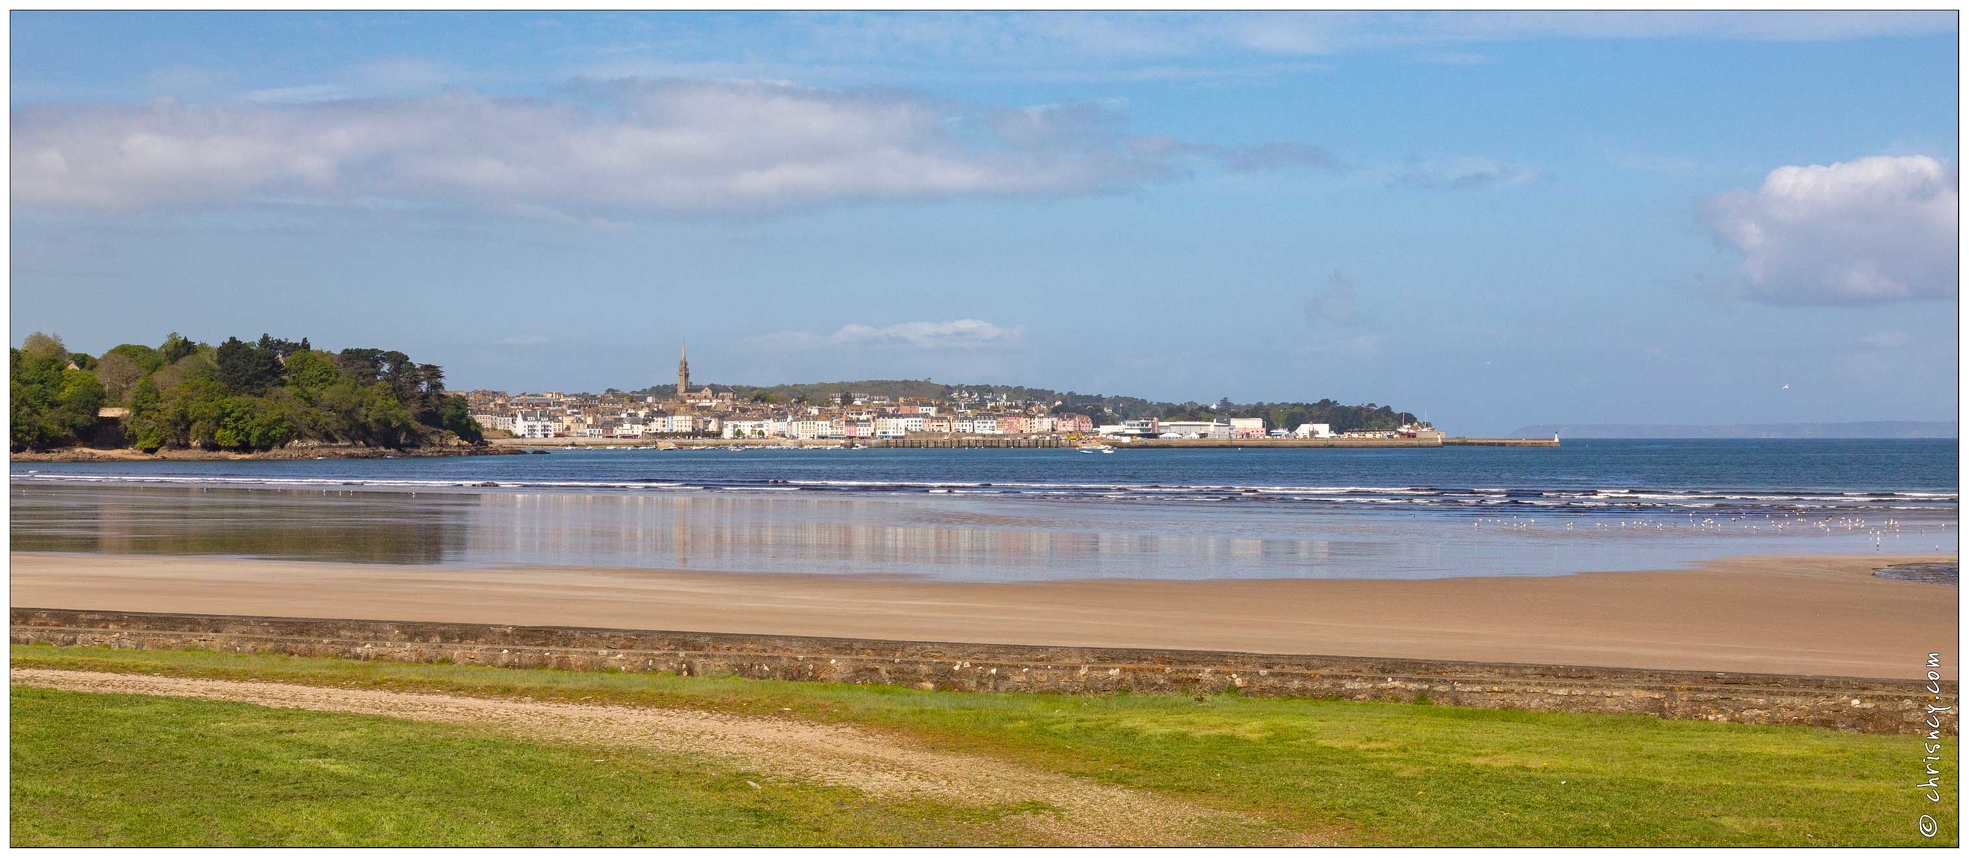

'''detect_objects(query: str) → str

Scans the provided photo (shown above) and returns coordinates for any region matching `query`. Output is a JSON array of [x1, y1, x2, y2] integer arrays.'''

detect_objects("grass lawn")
[[11, 644, 1957, 847]]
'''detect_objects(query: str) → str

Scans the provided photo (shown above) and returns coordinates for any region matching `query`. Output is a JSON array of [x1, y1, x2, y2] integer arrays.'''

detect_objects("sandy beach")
[[9, 551, 1955, 679]]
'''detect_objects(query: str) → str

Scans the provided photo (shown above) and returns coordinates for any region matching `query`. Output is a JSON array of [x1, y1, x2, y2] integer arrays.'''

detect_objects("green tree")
[[55, 370, 106, 435], [10, 344, 106, 451], [126, 379, 167, 452], [357, 382, 418, 448], [158, 332, 198, 364], [105, 343, 166, 373], [281, 349, 342, 394], [434, 394, 484, 444], [19, 332, 67, 362], [214, 336, 285, 396]]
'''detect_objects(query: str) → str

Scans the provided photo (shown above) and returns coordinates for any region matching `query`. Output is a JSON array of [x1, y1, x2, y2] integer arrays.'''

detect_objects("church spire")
[[676, 341, 690, 397]]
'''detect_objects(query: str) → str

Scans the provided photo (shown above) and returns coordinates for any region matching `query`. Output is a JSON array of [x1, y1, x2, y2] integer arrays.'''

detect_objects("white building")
[[1157, 419, 1232, 440], [722, 420, 770, 439], [473, 413, 516, 432], [1291, 423, 1336, 439], [875, 416, 925, 438], [791, 419, 838, 440], [511, 413, 561, 439], [1098, 418, 1160, 437]]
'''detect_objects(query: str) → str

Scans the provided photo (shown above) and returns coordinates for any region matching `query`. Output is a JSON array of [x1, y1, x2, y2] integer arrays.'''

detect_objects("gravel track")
[[13, 668, 1294, 846]]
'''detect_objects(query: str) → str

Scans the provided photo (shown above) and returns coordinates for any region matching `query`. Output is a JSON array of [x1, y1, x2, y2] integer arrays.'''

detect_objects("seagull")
[[1781, 384, 1790, 390]]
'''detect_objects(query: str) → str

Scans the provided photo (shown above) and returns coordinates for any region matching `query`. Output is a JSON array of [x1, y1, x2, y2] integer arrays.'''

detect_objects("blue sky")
[[10, 11, 1960, 433]]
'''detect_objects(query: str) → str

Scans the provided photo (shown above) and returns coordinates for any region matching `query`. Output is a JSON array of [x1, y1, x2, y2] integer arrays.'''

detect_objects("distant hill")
[[1511, 422, 1958, 439], [621, 378, 1420, 434]]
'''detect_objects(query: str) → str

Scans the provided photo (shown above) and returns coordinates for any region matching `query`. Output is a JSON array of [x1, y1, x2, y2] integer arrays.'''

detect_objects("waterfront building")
[[1229, 417, 1267, 439], [511, 413, 561, 439], [1157, 419, 1232, 440], [1099, 418, 1160, 437], [472, 413, 516, 432]]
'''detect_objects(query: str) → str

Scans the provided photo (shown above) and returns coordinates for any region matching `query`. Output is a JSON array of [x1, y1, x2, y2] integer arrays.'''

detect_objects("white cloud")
[[11, 80, 1329, 216], [1703, 155, 1957, 306], [237, 84, 352, 105], [752, 319, 1024, 350], [1395, 156, 1537, 190]]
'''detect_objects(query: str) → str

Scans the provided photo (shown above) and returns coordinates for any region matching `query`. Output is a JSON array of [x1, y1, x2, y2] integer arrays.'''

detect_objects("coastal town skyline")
[[468, 342, 1423, 441]]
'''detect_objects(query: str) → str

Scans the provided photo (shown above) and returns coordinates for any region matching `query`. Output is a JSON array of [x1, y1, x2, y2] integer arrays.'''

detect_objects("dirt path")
[[12, 668, 1287, 846]]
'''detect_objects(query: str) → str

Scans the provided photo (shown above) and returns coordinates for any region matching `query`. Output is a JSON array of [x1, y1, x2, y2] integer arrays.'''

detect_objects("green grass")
[[11, 685, 1053, 846], [12, 644, 1958, 847]]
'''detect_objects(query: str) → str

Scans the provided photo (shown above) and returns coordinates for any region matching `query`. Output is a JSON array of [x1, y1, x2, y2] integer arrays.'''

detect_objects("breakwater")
[[11, 608, 1947, 735]]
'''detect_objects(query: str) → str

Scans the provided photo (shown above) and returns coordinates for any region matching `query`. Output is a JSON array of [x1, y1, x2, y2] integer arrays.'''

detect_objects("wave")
[[10, 471, 1956, 517]]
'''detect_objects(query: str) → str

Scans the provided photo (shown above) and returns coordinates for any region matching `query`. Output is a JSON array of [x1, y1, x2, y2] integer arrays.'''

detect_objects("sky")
[[9, 10, 1961, 434]]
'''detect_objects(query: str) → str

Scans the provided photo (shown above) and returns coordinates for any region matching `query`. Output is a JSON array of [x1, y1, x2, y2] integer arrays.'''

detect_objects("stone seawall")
[[12, 608, 1953, 736]]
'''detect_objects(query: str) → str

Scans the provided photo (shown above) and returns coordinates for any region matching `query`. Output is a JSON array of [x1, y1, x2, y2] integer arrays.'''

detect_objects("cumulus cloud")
[[1703, 155, 1957, 306], [12, 80, 1332, 216], [751, 319, 1024, 350], [1394, 156, 1537, 190]]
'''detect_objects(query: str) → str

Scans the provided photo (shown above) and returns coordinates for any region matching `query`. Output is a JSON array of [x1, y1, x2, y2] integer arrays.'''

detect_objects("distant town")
[[465, 346, 1440, 443]]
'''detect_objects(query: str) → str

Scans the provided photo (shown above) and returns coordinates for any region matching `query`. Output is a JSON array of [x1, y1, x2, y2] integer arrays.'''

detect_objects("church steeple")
[[676, 342, 690, 397]]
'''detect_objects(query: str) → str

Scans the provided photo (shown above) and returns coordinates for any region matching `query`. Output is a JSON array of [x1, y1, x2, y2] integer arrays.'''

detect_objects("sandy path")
[[12, 668, 1276, 846], [10, 552, 1957, 678]]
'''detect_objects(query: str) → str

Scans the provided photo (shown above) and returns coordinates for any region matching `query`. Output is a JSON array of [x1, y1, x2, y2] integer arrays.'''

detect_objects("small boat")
[[1077, 443, 1114, 454]]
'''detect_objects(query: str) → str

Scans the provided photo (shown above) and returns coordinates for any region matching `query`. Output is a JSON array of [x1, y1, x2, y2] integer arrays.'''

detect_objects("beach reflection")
[[11, 482, 1956, 581]]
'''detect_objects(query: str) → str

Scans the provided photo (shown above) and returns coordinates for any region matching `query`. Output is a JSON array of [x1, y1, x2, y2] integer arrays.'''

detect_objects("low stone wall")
[[11, 608, 1954, 736]]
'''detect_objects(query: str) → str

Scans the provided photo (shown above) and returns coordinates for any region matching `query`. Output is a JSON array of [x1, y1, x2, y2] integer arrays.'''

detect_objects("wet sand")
[[9, 551, 1957, 679]]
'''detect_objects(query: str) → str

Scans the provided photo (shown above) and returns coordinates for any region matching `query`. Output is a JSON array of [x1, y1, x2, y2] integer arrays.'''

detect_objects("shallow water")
[[11, 441, 1957, 581]]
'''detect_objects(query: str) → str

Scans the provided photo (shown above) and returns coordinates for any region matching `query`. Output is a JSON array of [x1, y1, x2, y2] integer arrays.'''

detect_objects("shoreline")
[[9, 551, 1955, 680], [9, 444, 527, 463]]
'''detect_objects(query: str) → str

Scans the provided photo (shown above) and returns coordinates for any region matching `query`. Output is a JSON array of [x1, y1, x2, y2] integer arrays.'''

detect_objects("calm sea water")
[[12, 440, 1957, 581]]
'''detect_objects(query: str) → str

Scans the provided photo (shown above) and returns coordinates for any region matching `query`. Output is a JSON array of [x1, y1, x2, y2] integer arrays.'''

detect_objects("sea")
[[10, 439, 1958, 582]]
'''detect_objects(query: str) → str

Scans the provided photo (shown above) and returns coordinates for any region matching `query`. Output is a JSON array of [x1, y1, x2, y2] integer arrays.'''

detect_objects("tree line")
[[10, 332, 483, 452]]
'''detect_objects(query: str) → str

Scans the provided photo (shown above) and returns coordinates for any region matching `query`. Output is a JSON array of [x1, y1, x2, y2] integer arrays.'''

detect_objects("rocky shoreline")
[[9, 443, 526, 463]]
